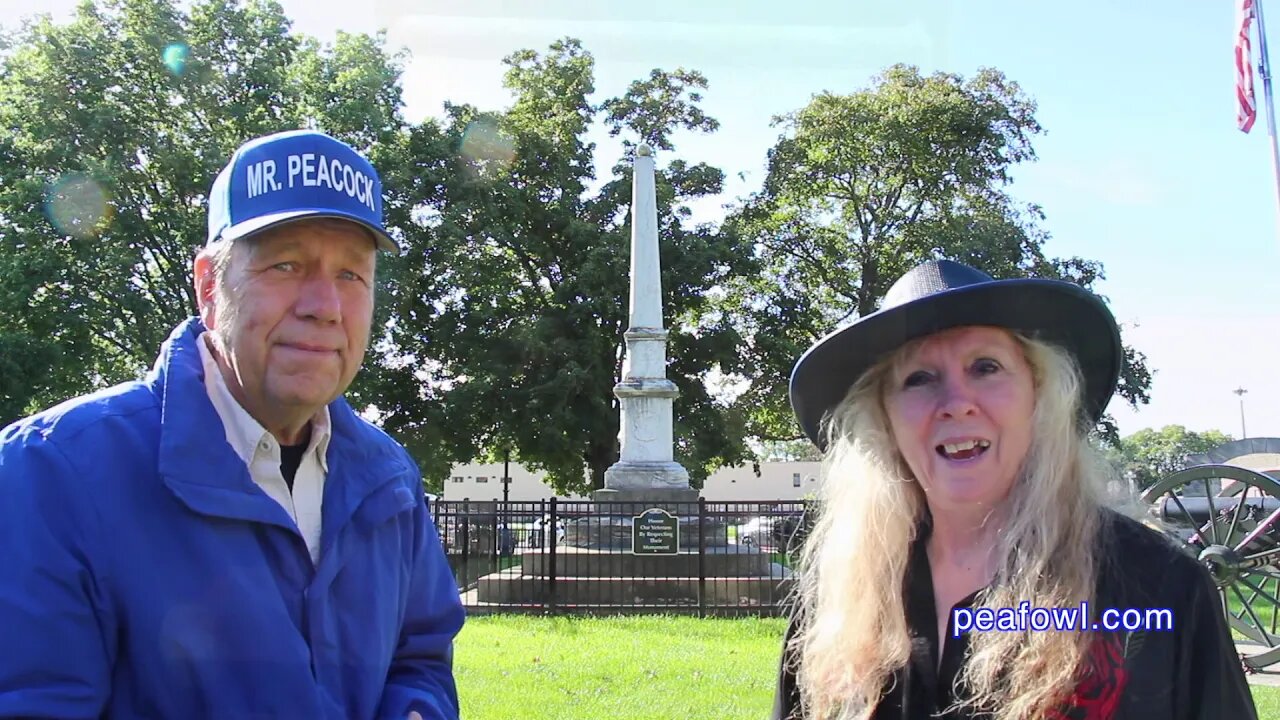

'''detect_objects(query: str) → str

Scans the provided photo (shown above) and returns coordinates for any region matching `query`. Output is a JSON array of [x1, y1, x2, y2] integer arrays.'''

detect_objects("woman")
[[772, 260, 1257, 720]]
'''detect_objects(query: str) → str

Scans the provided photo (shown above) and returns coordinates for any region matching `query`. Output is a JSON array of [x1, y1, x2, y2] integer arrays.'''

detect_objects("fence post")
[[698, 496, 707, 618], [488, 500, 498, 575], [547, 497, 558, 613], [461, 497, 470, 590]]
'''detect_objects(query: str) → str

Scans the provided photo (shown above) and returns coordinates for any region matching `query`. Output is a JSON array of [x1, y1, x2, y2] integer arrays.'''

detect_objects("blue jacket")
[[0, 318, 465, 719]]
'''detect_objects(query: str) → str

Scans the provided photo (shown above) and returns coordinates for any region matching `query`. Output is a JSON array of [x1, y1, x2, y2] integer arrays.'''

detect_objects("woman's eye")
[[903, 370, 933, 388], [973, 358, 1001, 375]]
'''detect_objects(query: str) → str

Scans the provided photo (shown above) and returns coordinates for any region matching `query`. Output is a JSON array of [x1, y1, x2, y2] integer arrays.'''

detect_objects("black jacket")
[[771, 511, 1259, 720]]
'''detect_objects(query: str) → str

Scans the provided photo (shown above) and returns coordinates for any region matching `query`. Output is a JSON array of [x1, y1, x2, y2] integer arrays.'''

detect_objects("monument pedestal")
[[579, 486, 711, 549], [472, 545, 792, 610], [591, 485, 698, 513], [562, 508, 729, 551]]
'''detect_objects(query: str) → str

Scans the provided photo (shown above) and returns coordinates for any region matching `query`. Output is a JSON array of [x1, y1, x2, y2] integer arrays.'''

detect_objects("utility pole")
[[1234, 387, 1249, 439], [502, 446, 511, 506]]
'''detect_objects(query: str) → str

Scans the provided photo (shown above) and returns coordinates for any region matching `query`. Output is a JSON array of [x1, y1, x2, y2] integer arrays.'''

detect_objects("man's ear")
[[193, 250, 218, 330]]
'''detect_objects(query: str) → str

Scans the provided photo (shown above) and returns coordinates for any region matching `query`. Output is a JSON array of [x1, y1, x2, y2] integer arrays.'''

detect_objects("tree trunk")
[[586, 431, 619, 491]]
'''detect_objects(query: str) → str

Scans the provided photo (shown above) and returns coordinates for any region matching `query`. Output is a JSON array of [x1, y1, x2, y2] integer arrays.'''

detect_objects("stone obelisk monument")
[[594, 145, 696, 505]]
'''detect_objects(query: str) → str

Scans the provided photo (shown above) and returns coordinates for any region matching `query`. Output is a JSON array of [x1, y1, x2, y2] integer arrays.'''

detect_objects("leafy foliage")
[[0, 6, 1154, 495], [361, 39, 755, 493], [1109, 425, 1235, 490], [722, 65, 1151, 445], [0, 0, 407, 425]]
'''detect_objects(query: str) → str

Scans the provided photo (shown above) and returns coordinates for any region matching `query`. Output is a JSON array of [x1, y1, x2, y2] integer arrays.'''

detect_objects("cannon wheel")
[[1141, 464, 1280, 671]]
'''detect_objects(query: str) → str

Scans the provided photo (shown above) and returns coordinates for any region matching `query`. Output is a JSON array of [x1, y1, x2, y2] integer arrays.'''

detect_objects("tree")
[[1, 6, 1156, 498], [1111, 425, 1235, 491], [0, 0, 407, 426], [755, 439, 822, 462], [358, 39, 757, 494], [722, 64, 1152, 445]]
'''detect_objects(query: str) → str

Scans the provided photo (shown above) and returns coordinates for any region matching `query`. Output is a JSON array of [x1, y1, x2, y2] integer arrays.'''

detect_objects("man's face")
[[198, 219, 377, 420]]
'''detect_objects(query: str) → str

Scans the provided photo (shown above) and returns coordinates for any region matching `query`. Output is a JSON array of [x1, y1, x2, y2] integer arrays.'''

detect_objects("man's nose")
[[295, 275, 342, 322]]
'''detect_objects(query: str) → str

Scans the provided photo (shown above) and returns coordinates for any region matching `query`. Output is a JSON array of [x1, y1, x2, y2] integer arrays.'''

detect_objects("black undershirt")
[[279, 442, 307, 492]]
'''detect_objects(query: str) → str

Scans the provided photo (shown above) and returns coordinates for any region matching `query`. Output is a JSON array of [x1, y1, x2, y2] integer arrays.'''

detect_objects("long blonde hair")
[[788, 330, 1119, 720]]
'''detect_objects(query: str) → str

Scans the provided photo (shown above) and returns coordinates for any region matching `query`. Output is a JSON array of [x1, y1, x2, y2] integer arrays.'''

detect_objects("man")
[[0, 130, 465, 719]]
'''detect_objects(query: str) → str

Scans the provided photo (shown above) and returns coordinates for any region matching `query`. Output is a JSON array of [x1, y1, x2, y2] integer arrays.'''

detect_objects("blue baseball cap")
[[206, 129, 399, 253]]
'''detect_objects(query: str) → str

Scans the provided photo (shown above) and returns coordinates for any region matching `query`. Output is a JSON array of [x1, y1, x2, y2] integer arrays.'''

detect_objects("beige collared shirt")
[[197, 332, 330, 565]]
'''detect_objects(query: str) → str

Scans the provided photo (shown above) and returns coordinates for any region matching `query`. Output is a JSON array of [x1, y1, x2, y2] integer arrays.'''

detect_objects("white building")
[[442, 461, 821, 502], [443, 462, 588, 502], [701, 461, 822, 502]]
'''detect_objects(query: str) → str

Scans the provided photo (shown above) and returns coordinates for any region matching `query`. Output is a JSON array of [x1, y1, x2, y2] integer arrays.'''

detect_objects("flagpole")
[[1253, 0, 1280, 229]]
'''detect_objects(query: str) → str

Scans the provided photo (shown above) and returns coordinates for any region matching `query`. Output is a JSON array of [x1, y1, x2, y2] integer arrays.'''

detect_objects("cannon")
[[1141, 464, 1280, 670]]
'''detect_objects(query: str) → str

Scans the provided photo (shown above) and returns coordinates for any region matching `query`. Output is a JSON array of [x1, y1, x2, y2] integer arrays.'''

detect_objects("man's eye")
[[272, 262, 296, 272], [903, 370, 933, 388], [340, 270, 366, 283]]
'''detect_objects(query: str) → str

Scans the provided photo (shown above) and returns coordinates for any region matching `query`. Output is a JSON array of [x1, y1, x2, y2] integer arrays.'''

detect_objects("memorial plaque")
[[632, 508, 679, 555]]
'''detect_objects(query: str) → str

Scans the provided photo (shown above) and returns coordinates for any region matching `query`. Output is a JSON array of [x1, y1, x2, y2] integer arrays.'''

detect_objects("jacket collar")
[[195, 332, 332, 472], [150, 318, 415, 539]]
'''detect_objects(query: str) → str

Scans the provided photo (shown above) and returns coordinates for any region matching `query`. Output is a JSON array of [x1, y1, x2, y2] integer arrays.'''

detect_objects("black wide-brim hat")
[[789, 260, 1123, 450]]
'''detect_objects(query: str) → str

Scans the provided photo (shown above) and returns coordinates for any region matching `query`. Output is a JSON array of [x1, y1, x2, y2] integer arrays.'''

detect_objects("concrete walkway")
[[1246, 667, 1280, 687], [1237, 642, 1280, 686]]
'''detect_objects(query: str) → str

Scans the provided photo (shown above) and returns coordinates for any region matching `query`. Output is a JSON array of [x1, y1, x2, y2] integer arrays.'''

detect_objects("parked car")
[[736, 515, 805, 551]]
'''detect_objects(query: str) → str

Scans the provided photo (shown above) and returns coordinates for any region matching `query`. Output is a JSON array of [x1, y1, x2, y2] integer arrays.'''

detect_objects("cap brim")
[[220, 209, 400, 254], [788, 279, 1123, 450]]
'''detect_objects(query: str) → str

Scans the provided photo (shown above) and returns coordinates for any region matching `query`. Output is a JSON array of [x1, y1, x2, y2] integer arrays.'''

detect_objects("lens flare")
[[459, 119, 516, 175], [163, 43, 189, 76], [44, 173, 113, 239]]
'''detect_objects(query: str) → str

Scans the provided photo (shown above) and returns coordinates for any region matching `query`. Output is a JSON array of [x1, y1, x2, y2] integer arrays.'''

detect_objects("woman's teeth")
[[937, 439, 990, 460]]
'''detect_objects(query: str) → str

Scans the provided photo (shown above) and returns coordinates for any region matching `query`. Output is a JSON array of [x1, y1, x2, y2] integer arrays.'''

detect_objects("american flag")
[[1239, 0, 1258, 132]]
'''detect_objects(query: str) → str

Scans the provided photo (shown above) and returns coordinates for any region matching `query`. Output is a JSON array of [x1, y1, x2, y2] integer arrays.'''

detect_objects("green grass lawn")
[[455, 615, 782, 719], [1257, 685, 1280, 718], [454, 615, 1280, 719], [1225, 584, 1280, 640]]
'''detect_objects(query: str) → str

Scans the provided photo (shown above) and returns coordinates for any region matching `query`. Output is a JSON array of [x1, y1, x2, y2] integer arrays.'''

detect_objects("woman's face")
[[883, 326, 1036, 514]]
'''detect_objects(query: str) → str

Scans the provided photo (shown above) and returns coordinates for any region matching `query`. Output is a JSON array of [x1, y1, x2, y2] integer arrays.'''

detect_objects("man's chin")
[[268, 382, 342, 411]]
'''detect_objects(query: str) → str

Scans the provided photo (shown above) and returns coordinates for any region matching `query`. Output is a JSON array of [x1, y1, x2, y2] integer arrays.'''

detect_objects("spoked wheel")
[[1141, 464, 1280, 671]]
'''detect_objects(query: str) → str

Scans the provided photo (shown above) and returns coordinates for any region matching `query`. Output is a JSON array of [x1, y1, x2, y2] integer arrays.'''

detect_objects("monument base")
[[602, 460, 690, 492], [558, 486, 719, 550], [562, 515, 730, 550], [591, 487, 700, 502], [592, 486, 698, 511]]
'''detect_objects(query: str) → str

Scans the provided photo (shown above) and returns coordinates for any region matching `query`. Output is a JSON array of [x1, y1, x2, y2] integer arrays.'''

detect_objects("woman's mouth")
[[936, 439, 991, 461]]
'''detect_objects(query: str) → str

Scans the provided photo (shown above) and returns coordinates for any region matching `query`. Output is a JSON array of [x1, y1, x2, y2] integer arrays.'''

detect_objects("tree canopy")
[[358, 38, 756, 492], [1110, 425, 1235, 491], [0, 2, 1155, 495], [722, 65, 1151, 445], [0, 0, 407, 424]]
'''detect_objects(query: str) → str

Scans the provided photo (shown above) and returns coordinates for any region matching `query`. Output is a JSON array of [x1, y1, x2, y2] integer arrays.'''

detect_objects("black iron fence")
[[430, 498, 814, 616]]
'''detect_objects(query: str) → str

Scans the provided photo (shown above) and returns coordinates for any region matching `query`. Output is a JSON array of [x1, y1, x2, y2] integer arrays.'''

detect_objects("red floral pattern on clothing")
[[1046, 636, 1129, 720]]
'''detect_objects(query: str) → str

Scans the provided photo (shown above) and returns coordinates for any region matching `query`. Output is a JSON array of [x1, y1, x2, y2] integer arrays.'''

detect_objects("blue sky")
[[4, 0, 1277, 440]]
